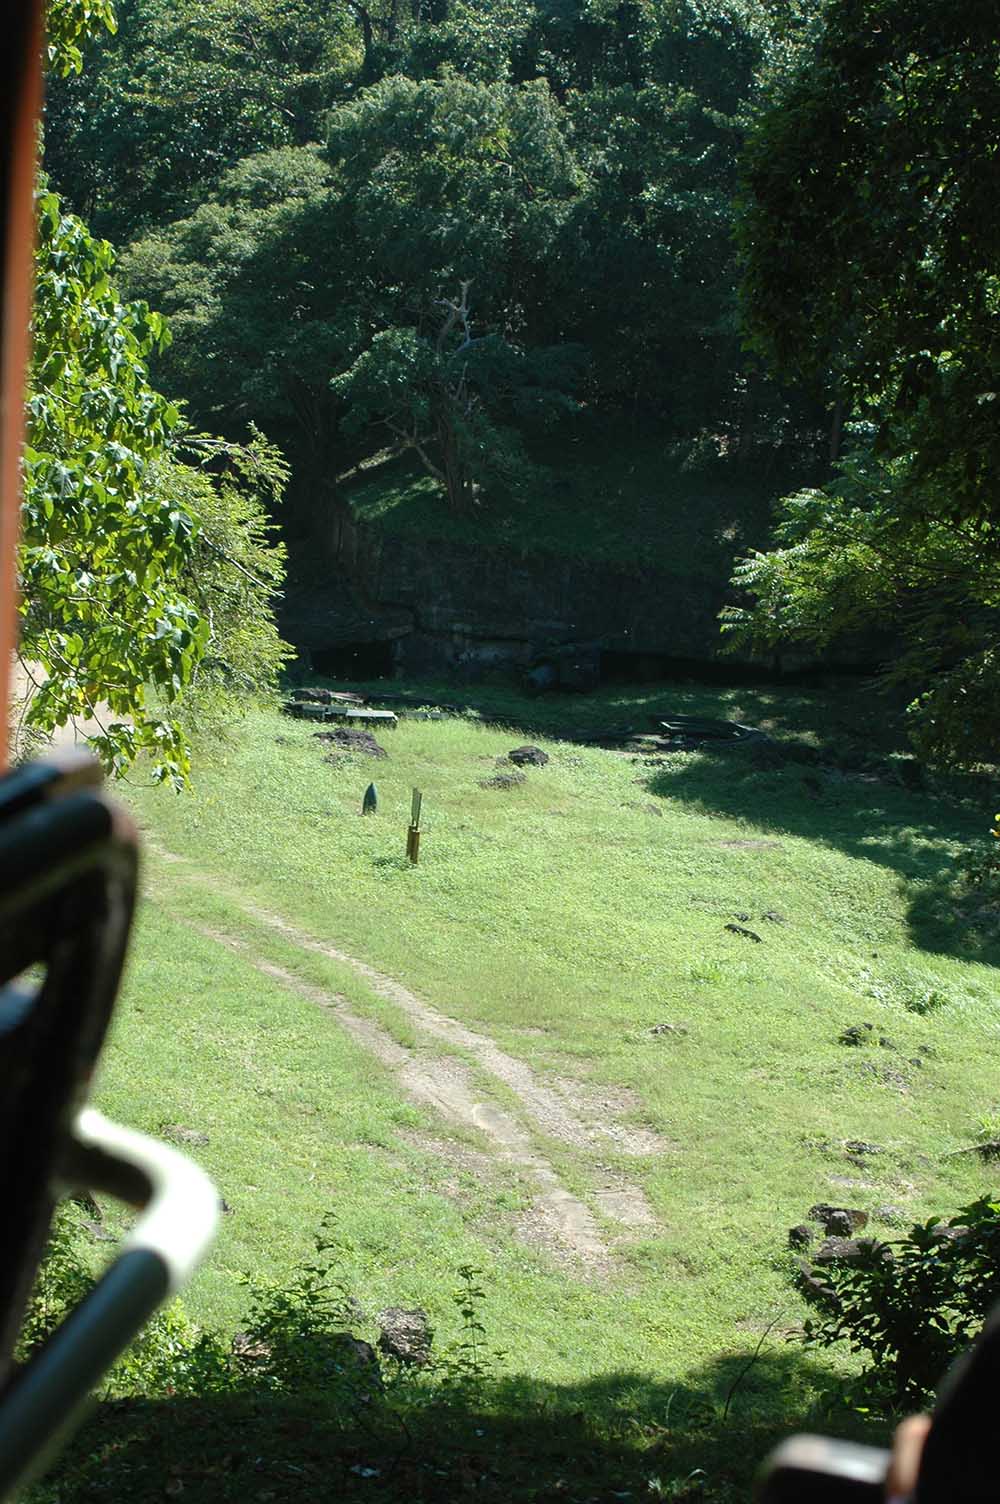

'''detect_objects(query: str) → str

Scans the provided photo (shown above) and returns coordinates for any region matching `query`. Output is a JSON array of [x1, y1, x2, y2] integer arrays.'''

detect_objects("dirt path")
[[151, 842, 660, 1269]]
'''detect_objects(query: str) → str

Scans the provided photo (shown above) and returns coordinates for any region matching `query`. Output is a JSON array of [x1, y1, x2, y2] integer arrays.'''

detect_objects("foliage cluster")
[[19, 1205, 501, 1412], [799, 1198, 1000, 1409], [729, 0, 1000, 766], [46, 0, 824, 534], [23, 176, 291, 776]]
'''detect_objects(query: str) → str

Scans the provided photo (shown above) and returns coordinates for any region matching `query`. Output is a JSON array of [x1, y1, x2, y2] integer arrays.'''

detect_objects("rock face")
[[508, 745, 549, 767], [377, 1308, 433, 1366]]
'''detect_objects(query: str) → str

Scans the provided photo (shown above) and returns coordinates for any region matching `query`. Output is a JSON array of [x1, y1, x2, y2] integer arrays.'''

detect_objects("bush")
[[798, 1197, 1000, 1408]]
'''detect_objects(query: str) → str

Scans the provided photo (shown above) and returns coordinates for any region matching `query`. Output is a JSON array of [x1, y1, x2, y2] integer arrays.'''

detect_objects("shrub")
[[798, 1197, 1000, 1408]]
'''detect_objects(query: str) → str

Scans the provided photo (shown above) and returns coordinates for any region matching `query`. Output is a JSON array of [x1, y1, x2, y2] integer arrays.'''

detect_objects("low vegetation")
[[28, 680, 1000, 1500]]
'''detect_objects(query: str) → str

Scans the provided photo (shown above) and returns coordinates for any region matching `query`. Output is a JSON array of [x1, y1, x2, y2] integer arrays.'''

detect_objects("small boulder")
[[843, 1139, 882, 1157], [724, 922, 762, 943], [508, 745, 549, 767], [812, 1236, 880, 1265], [839, 1023, 873, 1046], [479, 770, 526, 790], [787, 1224, 813, 1250], [314, 728, 387, 758], [377, 1307, 433, 1367], [809, 1203, 869, 1233]]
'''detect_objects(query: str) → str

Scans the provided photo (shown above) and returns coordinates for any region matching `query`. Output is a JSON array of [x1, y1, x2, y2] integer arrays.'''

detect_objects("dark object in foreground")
[[756, 1303, 1000, 1501], [0, 755, 218, 1497], [362, 783, 378, 815]]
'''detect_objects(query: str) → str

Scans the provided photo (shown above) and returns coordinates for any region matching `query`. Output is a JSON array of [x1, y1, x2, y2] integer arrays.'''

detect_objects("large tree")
[[22, 190, 292, 783], [122, 74, 584, 520], [728, 0, 1000, 765]]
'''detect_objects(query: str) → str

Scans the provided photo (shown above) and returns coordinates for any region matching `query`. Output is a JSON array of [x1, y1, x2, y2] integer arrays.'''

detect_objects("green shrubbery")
[[798, 1197, 1000, 1409], [19, 1206, 501, 1410]]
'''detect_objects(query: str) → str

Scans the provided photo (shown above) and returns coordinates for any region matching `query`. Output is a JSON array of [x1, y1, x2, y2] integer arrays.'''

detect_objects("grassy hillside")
[[58, 680, 1000, 1502]]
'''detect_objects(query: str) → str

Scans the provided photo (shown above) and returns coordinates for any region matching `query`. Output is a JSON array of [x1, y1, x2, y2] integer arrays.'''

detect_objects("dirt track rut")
[[153, 843, 660, 1268]]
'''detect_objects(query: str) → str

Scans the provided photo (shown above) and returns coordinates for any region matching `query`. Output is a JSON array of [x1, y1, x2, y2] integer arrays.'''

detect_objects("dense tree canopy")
[[729, 0, 1000, 765], [46, 0, 822, 541]]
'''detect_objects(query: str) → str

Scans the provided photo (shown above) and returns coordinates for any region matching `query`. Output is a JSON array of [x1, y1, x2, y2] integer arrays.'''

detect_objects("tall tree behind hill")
[[122, 75, 584, 521], [53, 0, 826, 543]]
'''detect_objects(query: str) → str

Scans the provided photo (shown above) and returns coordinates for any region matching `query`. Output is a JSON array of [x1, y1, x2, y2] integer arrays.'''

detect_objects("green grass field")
[[58, 679, 1000, 1502]]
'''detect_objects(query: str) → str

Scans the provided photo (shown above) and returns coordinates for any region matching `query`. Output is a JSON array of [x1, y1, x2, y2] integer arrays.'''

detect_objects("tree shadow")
[[641, 738, 999, 965], [40, 1345, 880, 1504]]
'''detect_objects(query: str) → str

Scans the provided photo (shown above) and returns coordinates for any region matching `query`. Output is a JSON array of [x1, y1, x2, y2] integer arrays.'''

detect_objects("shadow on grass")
[[289, 671, 997, 962], [41, 1346, 876, 1504], [642, 741, 998, 966], [337, 675, 907, 752]]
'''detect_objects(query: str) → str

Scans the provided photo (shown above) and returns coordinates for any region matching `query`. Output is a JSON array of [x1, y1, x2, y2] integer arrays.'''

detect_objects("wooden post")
[[407, 788, 422, 864]]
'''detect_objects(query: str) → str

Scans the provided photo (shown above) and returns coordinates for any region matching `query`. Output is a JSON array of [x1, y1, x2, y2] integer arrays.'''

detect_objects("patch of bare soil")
[[187, 919, 651, 1271]]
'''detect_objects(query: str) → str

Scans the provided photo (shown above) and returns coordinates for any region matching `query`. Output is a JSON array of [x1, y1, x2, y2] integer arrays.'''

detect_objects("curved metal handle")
[[0, 1109, 219, 1498]]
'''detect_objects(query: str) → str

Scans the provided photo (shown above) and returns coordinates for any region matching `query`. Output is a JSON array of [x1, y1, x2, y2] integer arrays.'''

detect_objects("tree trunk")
[[829, 398, 844, 465]]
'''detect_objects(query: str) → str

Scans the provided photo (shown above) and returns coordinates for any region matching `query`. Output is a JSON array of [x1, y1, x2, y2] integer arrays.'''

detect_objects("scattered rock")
[[377, 1307, 433, 1366], [809, 1203, 869, 1233], [874, 1205, 906, 1226], [879, 1036, 900, 1050], [839, 1023, 873, 1046], [160, 1124, 210, 1147], [761, 909, 788, 924], [724, 922, 762, 942], [220, 1197, 233, 1216], [788, 1224, 813, 1250], [648, 1021, 688, 1037], [931, 1223, 970, 1245], [479, 770, 526, 791], [508, 745, 549, 767], [314, 728, 387, 759], [812, 1236, 881, 1265], [843, 1139, 882, 1157], [232, 1331, 271, 1364], [329, 1333, 382, 1384], [732, 911, 751, 922], [859, 1060, 909, 1091]]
